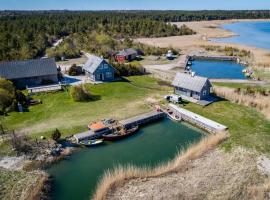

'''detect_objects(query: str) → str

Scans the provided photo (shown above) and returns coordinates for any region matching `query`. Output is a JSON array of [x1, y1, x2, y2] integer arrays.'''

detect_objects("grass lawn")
[[2, 76, 171, 138], [183, 100, 270, 154]]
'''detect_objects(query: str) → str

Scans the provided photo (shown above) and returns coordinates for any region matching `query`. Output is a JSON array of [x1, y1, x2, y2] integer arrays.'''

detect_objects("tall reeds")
[[214, 86, 270, 119], [92, 132, 228, 200]]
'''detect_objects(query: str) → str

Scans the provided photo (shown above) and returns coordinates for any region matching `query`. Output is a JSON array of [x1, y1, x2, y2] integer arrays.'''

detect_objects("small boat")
[[103, 126, 139, 141], [79, 139, 104, 147], [166, 109, 181, 122]]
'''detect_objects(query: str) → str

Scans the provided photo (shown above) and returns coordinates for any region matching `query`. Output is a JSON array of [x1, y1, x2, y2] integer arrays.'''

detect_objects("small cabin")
[[172, 72, 212, 100], [115, 48, 139, 62], [83, 55, 116, 82]]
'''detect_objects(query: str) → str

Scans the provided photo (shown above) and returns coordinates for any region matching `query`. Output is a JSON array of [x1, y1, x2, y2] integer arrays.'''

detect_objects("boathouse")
[[172, 72, 212, 100], [83, 55, 116, 82], [115, 48, 139, 62], [0, 58, 58, 89]]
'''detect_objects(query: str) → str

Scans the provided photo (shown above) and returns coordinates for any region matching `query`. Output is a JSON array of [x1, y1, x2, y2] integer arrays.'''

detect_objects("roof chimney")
[[191, 71, 196, 77]]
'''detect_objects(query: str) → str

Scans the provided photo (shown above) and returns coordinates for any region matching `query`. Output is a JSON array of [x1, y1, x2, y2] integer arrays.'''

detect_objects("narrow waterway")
[[47, 118, 203, 200], [191, 60, 247, 79]]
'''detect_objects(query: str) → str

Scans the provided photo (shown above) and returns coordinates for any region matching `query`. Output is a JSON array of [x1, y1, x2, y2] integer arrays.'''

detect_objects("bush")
[[0, 78, 16, 115], [112, 62, 145, 77], [68, 64, 81, 76], [70, 85, 91, 102], [51, 129, 61, 141]]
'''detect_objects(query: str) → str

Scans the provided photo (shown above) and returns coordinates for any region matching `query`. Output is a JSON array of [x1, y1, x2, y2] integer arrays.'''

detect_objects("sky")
[[0, 0, 270, 10]]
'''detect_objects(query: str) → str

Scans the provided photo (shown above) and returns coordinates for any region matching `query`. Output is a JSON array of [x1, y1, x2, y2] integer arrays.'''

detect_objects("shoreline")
[[136, 19, 270, 84]]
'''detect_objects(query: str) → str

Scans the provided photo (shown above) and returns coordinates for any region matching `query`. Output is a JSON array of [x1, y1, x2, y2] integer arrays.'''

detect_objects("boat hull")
[[103, 127, 139, 141]]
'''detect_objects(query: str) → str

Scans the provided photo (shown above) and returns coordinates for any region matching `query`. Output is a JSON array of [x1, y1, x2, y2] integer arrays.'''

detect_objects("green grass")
[[183, 101, 270, 154], [2, 76, 171, 138]]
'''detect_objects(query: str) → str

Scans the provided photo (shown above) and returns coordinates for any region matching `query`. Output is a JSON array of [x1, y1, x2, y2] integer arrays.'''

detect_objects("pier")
[[169, 104, 227, 133], [119, 111, 166, 128], [190, 55, 238, 61]]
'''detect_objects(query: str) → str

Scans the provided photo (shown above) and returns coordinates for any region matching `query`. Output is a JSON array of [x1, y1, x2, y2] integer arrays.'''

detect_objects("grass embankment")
[[2, 76, 171, 138], [183, 101, 270, 153], [0, 169, 48, 200], [93, 132, 228, 200]]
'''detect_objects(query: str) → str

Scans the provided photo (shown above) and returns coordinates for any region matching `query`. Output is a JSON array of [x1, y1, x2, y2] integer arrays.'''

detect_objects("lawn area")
[[183, 100, 270, 154], [2, 76, 171, 138]]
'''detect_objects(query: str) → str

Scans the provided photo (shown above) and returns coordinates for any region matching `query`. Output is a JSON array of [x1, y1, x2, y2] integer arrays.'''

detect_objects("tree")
[[68, 64, 79, 76], [51, 129, 61, 141], [0, 78, 16, 115], [70, 85, 91, 102]]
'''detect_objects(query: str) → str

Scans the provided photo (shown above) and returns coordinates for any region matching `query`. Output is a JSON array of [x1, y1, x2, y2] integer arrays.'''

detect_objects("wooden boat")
[[167, 111, 182, 122], [103, 126, 139, 141], [79, 139, 104, 147]]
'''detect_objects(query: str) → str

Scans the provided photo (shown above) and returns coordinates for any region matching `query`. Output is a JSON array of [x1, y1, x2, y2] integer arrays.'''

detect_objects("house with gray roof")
[[172, 72, 212, 100], [83, 55, 116, 82], [115, 48, 139, 62], [0, 58, 58, 89]]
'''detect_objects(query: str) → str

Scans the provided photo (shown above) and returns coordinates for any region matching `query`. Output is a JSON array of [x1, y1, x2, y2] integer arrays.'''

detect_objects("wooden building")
[[115, 48, 139, 62], [83, 55, 116, 82], [172, 72, 212, 100], [0, 58, 58, 89]]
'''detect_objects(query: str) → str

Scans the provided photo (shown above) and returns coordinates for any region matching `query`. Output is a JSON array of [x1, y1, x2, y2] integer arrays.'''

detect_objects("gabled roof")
[[116, 48, 138, 57], [83, 55, 115, 74], [172, 73, 211, 92], [0, 58, 57, 80]]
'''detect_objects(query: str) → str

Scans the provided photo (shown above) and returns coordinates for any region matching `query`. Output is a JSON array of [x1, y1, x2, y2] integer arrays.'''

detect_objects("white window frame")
[[106, 72, 112, 78]]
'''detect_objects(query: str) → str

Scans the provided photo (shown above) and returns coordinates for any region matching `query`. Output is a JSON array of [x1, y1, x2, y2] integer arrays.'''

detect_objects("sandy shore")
[[136, 19, 270, 74]]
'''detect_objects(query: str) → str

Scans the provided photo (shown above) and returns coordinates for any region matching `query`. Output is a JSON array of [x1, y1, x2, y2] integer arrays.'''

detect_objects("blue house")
[[172, 72, 212, 100], [83, 55, 116, 82]]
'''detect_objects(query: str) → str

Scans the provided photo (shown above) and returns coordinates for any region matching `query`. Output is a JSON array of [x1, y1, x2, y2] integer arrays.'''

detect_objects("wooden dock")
[[119, 111, 165, 128], [169, 104, 227, 133]]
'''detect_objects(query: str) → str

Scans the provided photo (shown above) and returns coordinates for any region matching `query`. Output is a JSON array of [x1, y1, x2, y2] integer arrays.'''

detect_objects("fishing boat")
[[103, 126, 139, 141], [79, 139, 104, 147]]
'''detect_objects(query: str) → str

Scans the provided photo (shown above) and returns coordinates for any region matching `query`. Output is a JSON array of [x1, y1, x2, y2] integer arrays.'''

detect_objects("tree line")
[[0, 10, 269, 61]]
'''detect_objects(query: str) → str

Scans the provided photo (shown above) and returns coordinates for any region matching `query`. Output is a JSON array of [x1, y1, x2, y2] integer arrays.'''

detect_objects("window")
[[104, 64, 109, 69], [203, 90, 207, 95], [106, 72, 112, 78]]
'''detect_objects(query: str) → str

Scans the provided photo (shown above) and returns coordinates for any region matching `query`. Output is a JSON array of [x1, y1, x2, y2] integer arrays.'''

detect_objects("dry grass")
[[93, 132, 228, 200], [214, 86, 270, 119]]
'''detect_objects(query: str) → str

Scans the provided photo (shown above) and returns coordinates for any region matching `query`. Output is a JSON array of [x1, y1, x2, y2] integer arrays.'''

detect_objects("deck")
[[169, 104, 227, 133], [27, 84, 62, 94], [119, 111, 165, 128]]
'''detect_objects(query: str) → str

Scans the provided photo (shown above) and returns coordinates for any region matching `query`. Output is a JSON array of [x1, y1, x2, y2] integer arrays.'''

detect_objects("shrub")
[[112, 62, 145, 77], [68, 64, 80, 76], [51, 129, 61, 141], [0, 78, 16, 115], [70, 85, 91, 102]]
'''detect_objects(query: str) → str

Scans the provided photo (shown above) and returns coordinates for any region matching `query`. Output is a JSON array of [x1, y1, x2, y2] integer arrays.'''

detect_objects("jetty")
[[169, 104, 227, 133], [190, 55, 238, 61], [119, 111, 165, 128]]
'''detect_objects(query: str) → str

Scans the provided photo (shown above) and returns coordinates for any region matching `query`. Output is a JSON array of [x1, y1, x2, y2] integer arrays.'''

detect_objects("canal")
[[191, 59, 247, 79], [47, 118, 203, 200]]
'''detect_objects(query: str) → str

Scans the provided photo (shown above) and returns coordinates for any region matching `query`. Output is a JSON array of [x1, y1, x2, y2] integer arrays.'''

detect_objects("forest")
[[0, 10, 270, 61]]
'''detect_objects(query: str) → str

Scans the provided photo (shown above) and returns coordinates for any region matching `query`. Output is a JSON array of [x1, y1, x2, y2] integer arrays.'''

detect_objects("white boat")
[[79, 139, 104, 147]]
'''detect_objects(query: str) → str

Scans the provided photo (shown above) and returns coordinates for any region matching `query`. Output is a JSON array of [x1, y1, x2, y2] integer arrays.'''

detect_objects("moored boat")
[[103, 126, 139, 141], [79, 139, 104, 147]]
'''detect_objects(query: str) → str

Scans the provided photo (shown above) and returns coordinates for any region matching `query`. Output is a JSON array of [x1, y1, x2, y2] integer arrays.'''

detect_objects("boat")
[[103, 126, 139, 141], [167, 112, 182, 122], [79, 139, 104, 147]]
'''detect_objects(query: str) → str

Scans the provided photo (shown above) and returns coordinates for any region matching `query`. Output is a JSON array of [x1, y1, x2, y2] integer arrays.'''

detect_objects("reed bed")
[[92, 132, 228, 200], [214, 86, 270, 119]]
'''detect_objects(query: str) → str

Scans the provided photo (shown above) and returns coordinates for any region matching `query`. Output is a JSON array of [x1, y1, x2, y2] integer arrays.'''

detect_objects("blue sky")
[[0, 0, 270, 10]]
